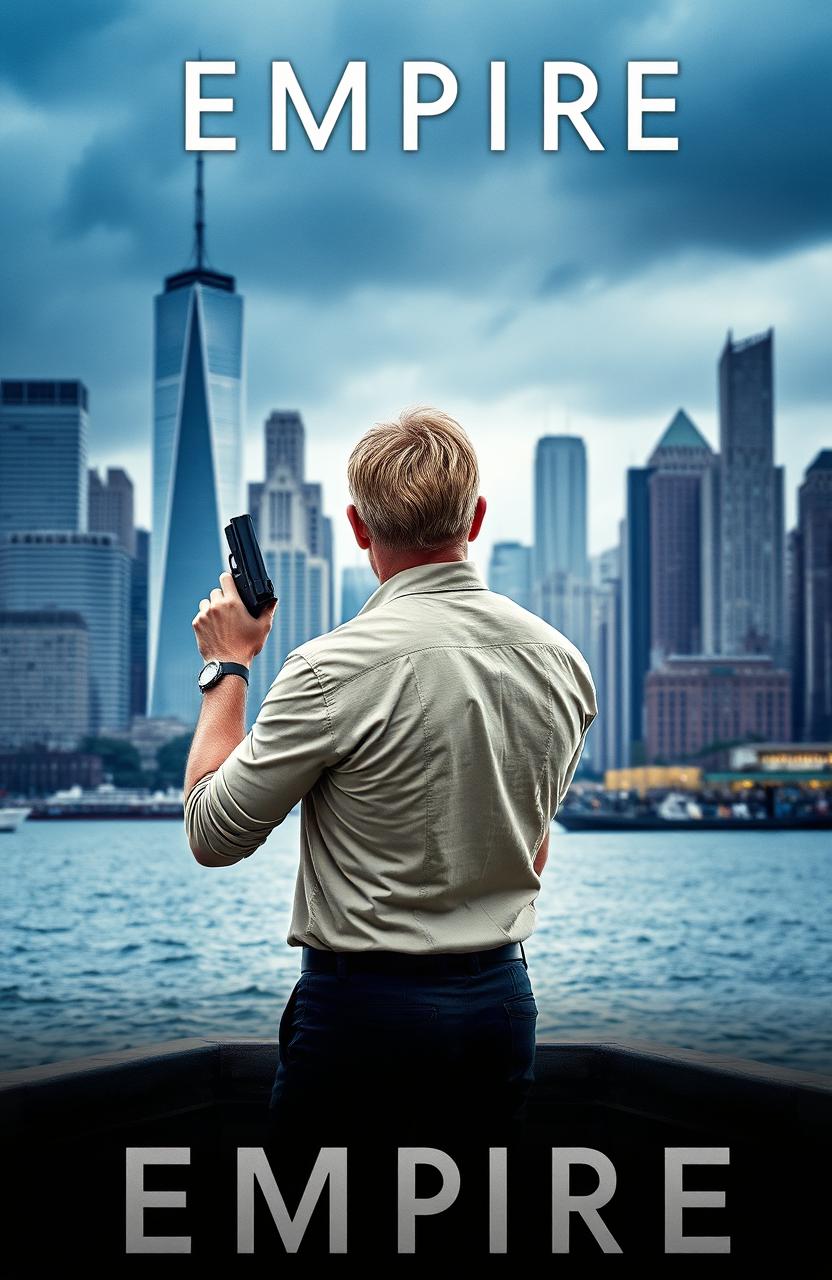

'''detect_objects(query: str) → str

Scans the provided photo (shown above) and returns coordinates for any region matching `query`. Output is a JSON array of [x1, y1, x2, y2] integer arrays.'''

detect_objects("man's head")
[[346, 406, 486, 581]]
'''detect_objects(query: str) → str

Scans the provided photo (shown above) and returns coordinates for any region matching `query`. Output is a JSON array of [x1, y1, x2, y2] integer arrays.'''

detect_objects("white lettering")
[[665, 1148, 730, 1253], [125, 1148, 191, 1254], [402, 61, 459, 151], [184, 61, 237, 152], [627, 60, 679, 150], [271, 61, 367, 151], [543, 62, 604, 151]]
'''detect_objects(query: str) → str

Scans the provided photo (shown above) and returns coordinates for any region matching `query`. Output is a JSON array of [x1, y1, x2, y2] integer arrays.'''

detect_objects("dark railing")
[[3, 1036, 830, 1147]]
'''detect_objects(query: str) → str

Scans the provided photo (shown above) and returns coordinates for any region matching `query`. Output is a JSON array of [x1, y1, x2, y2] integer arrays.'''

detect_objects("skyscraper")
[[0, 611, 89, 749], [266, 411, 305, 483], [0, 380, 89, 533], [131, 528, 149, 719], [248, 412, 332, 716], [88, 467, 136, 555], [622, 466, 653, 765], [715, 329, 785, 660], [591, 545, 623, 773], [149, 157, 244, 724], [322, 513, 335, 629], [533, 435, 588, 584], [787, 526, 802, 735], [341, 565, 378, 623], [0, 532, 130, 732], [793, 451, 832, 739], [488, 541, 533, 610], [646, 410, 713, 664], [532, 434, 592, 677]]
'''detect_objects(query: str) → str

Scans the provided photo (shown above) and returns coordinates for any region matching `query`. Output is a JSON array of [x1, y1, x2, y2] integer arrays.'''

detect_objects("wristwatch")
[[197, 660, 250, 693]]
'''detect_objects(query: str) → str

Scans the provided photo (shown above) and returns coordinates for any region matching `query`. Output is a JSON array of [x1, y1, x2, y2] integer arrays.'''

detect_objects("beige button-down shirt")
[[185, 558, 597, 953]]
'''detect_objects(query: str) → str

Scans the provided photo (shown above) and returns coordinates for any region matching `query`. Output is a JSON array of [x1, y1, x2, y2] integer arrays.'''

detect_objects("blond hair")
[[347, 406, 480, 551]]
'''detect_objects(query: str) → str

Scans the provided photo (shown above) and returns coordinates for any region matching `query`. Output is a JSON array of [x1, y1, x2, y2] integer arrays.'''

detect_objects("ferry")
[[27, 783, 184, 820]]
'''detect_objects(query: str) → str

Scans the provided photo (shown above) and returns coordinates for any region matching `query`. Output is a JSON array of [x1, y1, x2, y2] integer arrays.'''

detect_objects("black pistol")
[[224, 514, 277, 618]]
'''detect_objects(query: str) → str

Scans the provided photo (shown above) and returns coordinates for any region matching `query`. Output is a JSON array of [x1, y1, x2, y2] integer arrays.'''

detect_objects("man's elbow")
[[184, 811, 241, 867], [188, 838, 243, 868], [190, 843, 221, 867]]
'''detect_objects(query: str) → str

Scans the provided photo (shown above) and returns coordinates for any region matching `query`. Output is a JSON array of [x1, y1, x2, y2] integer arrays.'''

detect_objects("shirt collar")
[[356, 558, 488, 616]]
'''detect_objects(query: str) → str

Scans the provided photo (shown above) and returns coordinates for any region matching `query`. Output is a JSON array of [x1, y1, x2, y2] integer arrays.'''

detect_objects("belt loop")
[[336, 954, 348, 981], [520, 941, 528, 971]]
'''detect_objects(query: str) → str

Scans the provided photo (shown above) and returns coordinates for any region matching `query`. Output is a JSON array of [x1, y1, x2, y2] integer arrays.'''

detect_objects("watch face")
[[199, 660, 221, 690]]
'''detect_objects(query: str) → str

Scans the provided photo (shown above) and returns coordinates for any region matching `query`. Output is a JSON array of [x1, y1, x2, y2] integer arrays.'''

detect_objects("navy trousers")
[[264, 946, 538, 1151]]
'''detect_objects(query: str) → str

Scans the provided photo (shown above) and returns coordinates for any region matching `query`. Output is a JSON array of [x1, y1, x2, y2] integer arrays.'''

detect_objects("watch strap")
[[216, 661, 249, 685]]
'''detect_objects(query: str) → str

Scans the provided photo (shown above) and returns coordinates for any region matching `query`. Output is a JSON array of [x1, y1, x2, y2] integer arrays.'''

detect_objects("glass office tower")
[[0, 531, 130, 733], [533, 435, 588, 584], [488, 541, 533, 610], [0, 380, 89, 533], [149, 160, 244, 724], [716, 329, 785, 661]]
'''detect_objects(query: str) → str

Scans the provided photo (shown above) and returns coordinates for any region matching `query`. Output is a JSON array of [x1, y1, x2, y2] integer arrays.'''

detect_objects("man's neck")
[[373, 543, 467, 585]]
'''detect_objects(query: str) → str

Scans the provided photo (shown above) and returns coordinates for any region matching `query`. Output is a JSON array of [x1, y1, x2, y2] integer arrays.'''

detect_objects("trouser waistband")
[[300, 940, 528, 976]]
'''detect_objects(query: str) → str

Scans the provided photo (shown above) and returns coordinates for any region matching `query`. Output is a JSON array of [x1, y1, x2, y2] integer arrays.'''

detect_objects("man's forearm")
[[184, 676, 248, 799]]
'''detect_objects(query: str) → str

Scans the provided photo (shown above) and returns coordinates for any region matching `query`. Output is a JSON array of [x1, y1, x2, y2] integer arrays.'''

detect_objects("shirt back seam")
[[303, 640, 583, 693], [405, 653, 439, 948], [295, 652, 339, 755]]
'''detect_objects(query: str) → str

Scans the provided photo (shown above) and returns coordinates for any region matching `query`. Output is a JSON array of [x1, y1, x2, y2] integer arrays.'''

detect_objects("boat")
[[27, 783, 184, 820], [0, 807, 31, 832], [556, 807, 832, 832]]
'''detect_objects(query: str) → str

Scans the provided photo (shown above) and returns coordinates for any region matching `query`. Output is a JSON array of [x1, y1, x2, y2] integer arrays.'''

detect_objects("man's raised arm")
[[183, 565, 340, 867]]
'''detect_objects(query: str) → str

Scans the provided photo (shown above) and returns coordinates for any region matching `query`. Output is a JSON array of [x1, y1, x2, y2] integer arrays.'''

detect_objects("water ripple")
[[0, 821, 830, 1074]]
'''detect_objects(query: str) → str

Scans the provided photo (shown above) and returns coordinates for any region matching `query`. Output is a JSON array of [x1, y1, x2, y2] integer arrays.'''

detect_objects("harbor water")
[[2, 816, 830, 1074]]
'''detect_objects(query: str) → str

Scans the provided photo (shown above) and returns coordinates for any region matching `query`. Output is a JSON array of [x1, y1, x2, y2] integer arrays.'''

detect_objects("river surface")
[[1, 818, 830, 1074]]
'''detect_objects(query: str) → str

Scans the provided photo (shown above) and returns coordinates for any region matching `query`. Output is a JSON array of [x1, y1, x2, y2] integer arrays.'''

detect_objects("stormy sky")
[[1, 0, 829, 581]]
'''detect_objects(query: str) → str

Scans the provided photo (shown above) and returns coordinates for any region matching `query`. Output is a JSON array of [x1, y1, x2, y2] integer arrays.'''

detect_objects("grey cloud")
[[0, 0, 829, 518]]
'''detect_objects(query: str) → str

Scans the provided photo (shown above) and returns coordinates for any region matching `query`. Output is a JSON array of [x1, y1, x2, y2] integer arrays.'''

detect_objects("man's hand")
[[193, 570, 277, 665]]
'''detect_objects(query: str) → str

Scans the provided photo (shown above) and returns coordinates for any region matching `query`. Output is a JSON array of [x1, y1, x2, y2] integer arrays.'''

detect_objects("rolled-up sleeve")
[[184, 652, 340, 862]]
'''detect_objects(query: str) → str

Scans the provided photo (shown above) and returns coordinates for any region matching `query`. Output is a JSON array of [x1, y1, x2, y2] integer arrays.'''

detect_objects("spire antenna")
[[195, 152, 205, 270]]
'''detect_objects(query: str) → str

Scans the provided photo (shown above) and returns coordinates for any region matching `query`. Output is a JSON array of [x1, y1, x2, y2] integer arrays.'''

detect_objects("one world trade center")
[[149, 157, 244, 724]]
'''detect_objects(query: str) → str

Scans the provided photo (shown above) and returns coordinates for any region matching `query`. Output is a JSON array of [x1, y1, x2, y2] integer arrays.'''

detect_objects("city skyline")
[[1, 362, 828, 761], [4, 324, 818, 594]]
